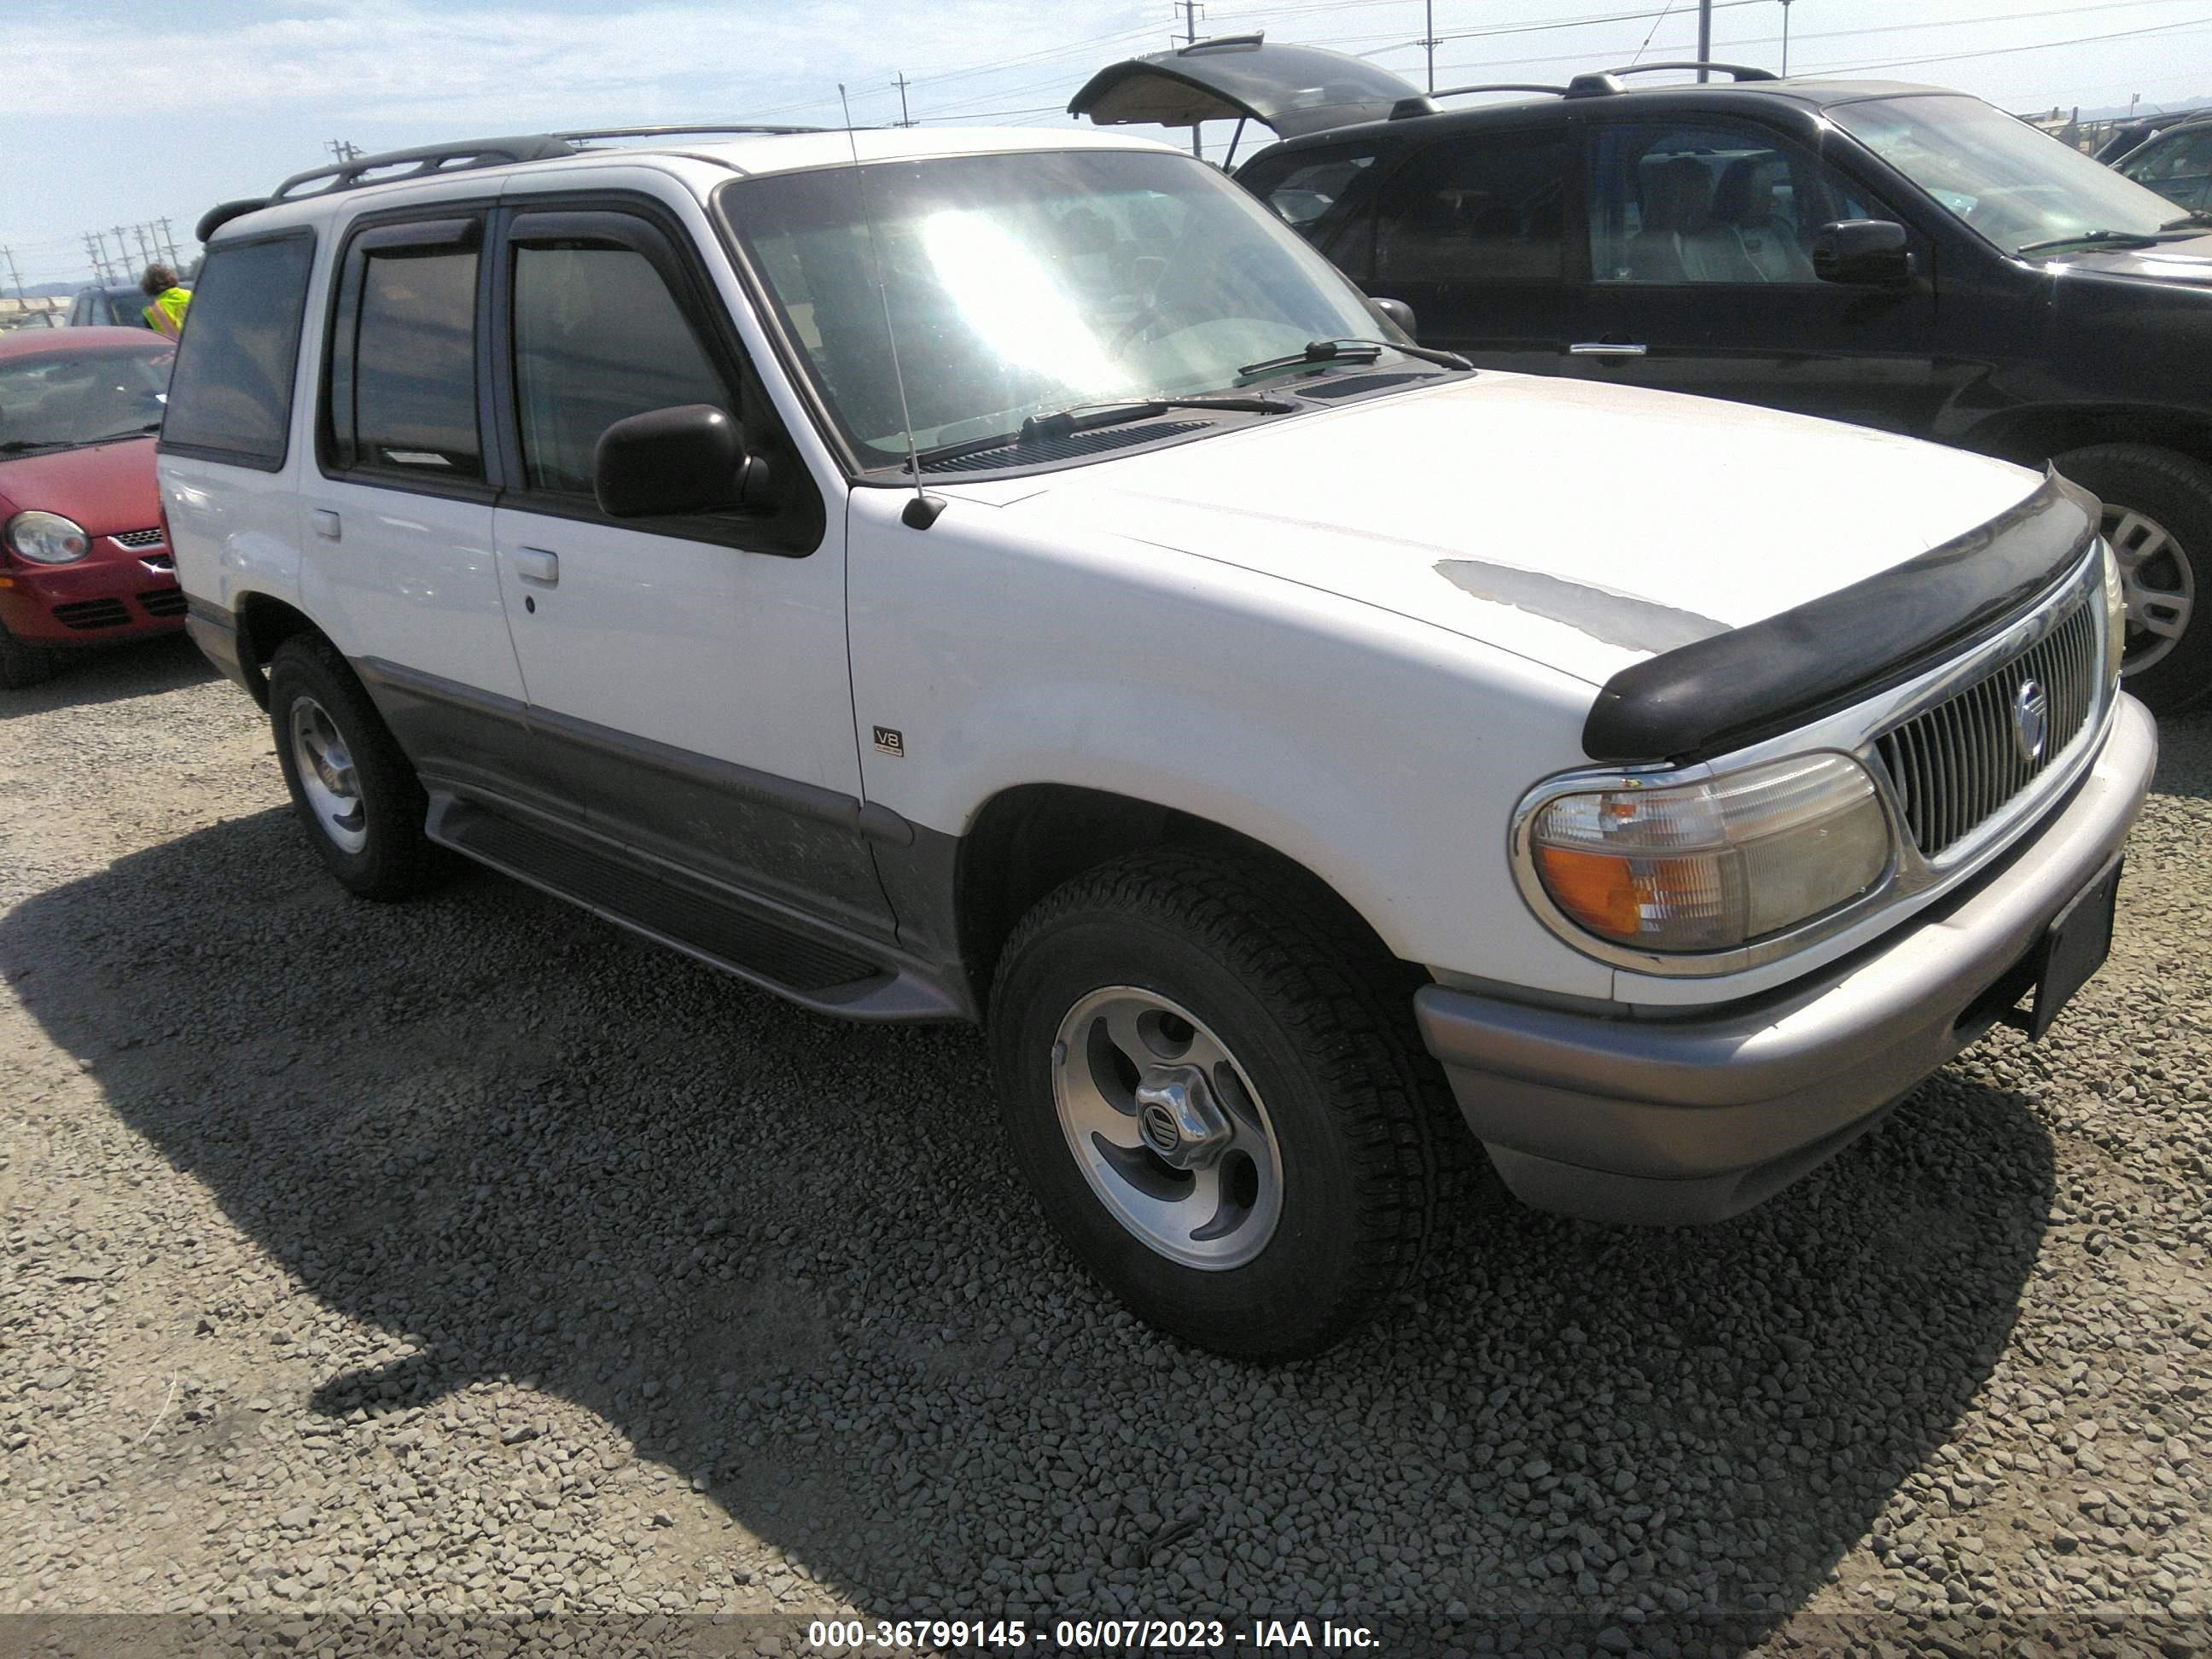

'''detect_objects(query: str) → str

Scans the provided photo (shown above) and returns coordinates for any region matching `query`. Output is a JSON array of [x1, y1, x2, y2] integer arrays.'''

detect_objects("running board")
[[426, 793, 963, 1020]]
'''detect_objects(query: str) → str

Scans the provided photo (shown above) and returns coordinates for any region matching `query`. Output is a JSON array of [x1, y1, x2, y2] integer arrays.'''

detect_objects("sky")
[[4, 0, 2210, 289]]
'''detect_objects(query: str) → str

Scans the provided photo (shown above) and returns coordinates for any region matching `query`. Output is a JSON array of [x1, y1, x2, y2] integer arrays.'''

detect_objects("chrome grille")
[[111, 527, 166, 549], [1876, 594, 2102, 859]]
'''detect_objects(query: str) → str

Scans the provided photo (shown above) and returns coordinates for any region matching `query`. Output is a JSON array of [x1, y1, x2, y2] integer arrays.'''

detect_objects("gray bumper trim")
[[1417, 695, 2156, 1225]]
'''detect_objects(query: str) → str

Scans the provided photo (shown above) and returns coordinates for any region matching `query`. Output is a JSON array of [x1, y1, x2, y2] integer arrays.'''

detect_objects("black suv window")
[[509, 242, 731, 496], [160, 232, 315, 470], [1590, 121, 1879, 285], [1371, 131, 1569, 288], [1243, 146, 1383, 267]]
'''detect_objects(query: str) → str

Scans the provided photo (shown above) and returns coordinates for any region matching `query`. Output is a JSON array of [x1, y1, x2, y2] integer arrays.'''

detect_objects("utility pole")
[[1778, 0, 1793, 78], [132, 223, 157, 271], [111, 226, 133, 279], [157, 218, 180, 265], [892, 72, 915, 127], [1422, 0, 1437, 93], [1697, 0, 1712, 79], [84, 234, 108, 283], [326, 138, 362, 165], [1179, 0, 1203, 159], [2, 246, 25, 300]]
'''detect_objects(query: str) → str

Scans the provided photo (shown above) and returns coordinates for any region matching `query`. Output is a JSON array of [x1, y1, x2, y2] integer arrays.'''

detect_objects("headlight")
[[1522, 754, 1892, 955], [2100, 538, 2126, 678], [4, 510, 91, 566]]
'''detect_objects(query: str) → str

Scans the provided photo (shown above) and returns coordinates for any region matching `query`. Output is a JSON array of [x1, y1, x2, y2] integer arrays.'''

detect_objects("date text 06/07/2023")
[[805, 1617, 1382, 1650]]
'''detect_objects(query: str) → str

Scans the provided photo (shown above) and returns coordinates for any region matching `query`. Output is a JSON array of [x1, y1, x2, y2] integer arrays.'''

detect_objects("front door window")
[[1588, 120, 1883, 286]]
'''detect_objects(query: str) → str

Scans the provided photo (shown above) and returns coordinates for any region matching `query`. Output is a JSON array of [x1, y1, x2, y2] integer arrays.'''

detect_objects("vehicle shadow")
[[2150, 701, 2212, 801], [0, 632, 213, 718], [0, 809, 2057, 1652]]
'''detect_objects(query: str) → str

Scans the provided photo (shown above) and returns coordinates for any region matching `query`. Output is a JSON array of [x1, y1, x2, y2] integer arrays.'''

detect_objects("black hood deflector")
[[1581, 470, 2101, 763]]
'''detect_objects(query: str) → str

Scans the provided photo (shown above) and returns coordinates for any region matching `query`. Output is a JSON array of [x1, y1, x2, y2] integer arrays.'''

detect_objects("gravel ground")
[[3, 637, 2210, 1657]]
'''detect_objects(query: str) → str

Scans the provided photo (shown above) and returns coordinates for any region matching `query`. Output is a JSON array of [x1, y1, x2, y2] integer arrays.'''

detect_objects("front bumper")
[[1417, 694, 2157, 1226], [0, 548, 184, 645]]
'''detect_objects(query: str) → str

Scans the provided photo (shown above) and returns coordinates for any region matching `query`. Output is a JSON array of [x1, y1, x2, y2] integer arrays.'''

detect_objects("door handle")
[[311, 509, 341, 541], [512, 547, 559, 585], [1569, 341, 1649, 357]]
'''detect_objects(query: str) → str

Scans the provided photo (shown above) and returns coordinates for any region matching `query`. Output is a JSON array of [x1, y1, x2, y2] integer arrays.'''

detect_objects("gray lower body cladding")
[[1417, 694, 2157, 1226]]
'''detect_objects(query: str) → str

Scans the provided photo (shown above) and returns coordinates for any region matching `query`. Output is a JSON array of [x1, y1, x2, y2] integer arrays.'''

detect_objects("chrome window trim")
[[1510, 543, 2114, 978]]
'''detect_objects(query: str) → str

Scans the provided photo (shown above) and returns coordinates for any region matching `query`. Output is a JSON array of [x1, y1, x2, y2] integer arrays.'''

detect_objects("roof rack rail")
[[1564, 61, 1780, 98], [1389, 83, 1565, 119], [552, 123, 823, 143], [272, 135, 578, 203], [201, 125, 832, 241]]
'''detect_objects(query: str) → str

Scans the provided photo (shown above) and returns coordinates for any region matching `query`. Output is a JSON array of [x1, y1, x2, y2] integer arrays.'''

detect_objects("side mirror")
[[1367, 294, 1418, 337], [592, 404, 769, 519], [1813, 219, 1914, 287]]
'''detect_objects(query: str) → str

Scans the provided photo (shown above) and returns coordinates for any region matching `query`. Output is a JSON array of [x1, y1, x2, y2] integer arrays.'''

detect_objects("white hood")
[[964, 373, 2045, 685]]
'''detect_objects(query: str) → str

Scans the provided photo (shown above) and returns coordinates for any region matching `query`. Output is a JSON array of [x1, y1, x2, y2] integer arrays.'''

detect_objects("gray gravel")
[[3, 637, 2210, 1656]]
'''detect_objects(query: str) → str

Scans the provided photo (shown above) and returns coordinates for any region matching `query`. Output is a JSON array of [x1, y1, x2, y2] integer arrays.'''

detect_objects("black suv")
[[1074, 41, 2212, 713], [2109, 113, 2212, 216]]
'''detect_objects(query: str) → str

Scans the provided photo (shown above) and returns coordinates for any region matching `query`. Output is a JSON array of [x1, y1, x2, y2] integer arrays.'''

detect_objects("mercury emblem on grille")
[[2011, 678, 2049, 765]]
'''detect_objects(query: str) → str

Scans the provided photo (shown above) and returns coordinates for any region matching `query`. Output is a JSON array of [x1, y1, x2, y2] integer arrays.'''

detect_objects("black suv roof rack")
[[1564, 61, 1780, 98], [198, 125, 824, 243], [1566, 61, 1787, 98], [1389, 83, 1565, 120]]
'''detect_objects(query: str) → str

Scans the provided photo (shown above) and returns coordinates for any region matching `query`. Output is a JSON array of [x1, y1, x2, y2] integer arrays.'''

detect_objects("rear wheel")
[[267, 634, 447, 900], [2054, 442, 2212, 713], [0, 616, 61, 690], [987, 848, 1468, 1361]]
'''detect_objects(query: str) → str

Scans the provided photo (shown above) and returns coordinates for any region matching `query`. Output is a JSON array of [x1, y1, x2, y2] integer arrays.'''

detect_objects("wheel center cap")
[[1132, 1066, 1231, 1170]]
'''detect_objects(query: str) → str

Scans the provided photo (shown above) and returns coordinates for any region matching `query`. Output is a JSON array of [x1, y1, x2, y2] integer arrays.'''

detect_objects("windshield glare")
[[1831, 94, 2182, 254], [0, 347, 172, 451], [721, 148, 1395, 467]]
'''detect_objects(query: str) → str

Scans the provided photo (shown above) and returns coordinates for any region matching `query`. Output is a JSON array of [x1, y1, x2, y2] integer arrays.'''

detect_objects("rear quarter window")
[[160, 232, 316, 470]]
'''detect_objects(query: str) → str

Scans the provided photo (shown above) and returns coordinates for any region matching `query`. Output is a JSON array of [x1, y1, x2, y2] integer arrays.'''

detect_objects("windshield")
[[0, 346, 172, 453], [719, 148, 1398, 469], [1831, 94, 2183, 255]]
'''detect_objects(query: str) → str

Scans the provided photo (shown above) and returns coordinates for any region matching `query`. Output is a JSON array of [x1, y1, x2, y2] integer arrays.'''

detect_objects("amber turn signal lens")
[[1532, 846, 1639, 938]]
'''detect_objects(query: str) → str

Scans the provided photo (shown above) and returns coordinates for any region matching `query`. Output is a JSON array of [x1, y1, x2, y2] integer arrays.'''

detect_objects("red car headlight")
[[4, 511, 92, 566]]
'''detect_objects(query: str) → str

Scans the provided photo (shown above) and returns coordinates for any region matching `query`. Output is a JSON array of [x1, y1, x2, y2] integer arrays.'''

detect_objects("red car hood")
[[0, 437, 161, 537]]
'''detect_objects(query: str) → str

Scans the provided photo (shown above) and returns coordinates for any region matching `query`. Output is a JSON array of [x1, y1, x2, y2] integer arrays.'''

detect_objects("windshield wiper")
[[906, 395, 1294, 469], [2016, 228, 2164, 255], [2163, 210, 2212, 230], [0, 439, 63, 455], [1237, 336, 1473, 380]]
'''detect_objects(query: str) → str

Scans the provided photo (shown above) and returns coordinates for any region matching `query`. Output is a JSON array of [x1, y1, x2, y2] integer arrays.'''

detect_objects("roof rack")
[[1389, 83, 1565, 120], [198, 125, 827, 244], [1564, 61, 1780, 98]]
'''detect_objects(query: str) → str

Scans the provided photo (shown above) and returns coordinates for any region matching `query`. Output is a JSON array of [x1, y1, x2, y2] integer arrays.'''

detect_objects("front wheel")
[[987, 849, 1467, 1361], [266, 635, 447, 900], [2054, 442, 2212, 714]]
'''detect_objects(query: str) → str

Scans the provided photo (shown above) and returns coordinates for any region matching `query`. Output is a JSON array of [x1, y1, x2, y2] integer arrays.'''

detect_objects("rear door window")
[[324, 218, 484, 480], [160, 231, 316, 470], [1371, 131, 1570, 287]]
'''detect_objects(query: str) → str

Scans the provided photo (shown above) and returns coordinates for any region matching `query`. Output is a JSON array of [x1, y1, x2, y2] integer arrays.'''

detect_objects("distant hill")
[[13, 282, 82, 299]]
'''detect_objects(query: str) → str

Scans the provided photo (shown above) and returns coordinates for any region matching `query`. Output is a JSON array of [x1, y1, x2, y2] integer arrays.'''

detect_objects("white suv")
[[163, 124, 2155, 1359]]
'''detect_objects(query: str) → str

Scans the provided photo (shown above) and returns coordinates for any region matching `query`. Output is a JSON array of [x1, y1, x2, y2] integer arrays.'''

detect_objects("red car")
[[0, 327, 182, 688]]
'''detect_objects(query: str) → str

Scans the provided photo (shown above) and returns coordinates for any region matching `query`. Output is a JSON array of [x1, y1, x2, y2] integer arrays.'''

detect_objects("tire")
[[0, 615, 61, 690], [2053, 442, 2212, 715], [266, 634, 446, 900], [987, 847, 1469, 1361]]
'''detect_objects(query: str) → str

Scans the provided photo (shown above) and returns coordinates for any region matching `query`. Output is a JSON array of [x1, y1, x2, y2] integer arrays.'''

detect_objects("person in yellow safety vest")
[[139, 264, 191, 339]]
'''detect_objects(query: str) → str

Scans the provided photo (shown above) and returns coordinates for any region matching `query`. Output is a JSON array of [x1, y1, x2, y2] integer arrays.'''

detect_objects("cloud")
[[8, 0, 1140, 125]]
